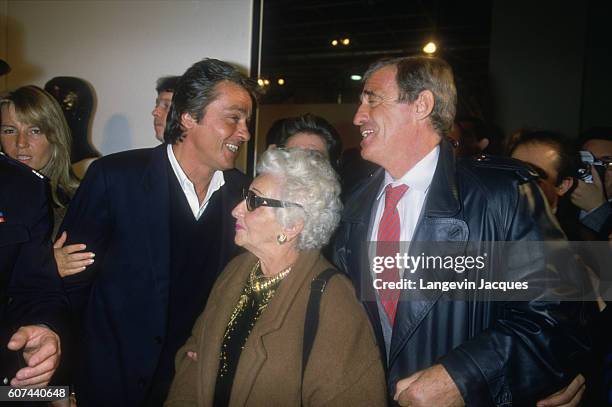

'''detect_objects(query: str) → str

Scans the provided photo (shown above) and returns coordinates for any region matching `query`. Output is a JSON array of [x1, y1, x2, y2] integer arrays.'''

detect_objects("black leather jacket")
[[331, 141, 593, 406]]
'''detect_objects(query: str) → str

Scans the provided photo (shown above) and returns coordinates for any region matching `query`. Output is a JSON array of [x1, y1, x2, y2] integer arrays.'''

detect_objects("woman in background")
[[0, 85, 93, 276], [0, 84, 83, 406], [1, 85, 79, 236], [271, 113, 343, 170]]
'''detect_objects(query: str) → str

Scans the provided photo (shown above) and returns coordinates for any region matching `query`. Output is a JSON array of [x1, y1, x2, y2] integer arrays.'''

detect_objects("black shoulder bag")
[[301, 268, 340, 405]]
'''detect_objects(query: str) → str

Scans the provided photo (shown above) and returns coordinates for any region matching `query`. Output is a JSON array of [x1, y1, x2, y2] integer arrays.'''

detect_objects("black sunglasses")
[[242, 188, 303, 212]]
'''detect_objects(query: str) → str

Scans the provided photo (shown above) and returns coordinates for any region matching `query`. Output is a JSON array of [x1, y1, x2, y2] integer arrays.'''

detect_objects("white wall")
[[1, 0, 252, 157]]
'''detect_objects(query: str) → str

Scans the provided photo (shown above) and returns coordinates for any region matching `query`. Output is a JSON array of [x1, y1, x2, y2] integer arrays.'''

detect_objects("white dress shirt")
[[370, 145, 439, 244], [166, 144, 225, 220]]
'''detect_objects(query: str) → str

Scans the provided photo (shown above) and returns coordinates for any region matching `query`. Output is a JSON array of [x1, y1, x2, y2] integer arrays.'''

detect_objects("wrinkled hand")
[[394, 364, 464, 407], [7, 325, 61, 387], [571, 168, 606, 212], [536, 374, 585, 407], [53, 231, 95, 277]]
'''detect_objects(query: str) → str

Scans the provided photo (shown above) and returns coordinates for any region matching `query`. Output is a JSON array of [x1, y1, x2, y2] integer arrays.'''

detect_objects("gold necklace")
[[249, 260, 292, 293]]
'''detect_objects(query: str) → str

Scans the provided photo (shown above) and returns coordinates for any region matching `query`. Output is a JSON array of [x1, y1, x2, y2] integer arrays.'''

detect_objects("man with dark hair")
[[152, 75, 180, 142], [508, 130, 578, 215], [60, 58, 256, 406], [571, 127, 612, 240], [332, 56, 591, 406], [276, 113, 343, 169]]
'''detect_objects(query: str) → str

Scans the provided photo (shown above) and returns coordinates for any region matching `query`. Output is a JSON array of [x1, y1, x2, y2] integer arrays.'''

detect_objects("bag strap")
[[301, 268, 340, 401]]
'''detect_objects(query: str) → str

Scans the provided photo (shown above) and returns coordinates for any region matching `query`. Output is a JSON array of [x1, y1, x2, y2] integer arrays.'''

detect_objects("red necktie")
[[376, 183, 408, 325]]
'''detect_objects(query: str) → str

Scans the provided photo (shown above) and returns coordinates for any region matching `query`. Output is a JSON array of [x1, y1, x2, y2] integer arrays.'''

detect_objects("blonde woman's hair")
[[1, 85, 78, 206]]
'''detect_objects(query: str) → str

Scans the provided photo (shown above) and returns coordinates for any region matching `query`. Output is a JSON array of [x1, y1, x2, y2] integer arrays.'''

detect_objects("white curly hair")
[[256, 147, 342, 250]]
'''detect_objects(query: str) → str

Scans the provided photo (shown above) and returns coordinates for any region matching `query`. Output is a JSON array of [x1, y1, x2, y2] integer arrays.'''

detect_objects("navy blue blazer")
[[60, 144, 249, 406], [0, 154, 68, 381]]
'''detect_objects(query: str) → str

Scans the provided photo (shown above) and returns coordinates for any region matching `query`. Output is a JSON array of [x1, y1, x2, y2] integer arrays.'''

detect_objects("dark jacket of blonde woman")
[[165, 250, 387, 406]]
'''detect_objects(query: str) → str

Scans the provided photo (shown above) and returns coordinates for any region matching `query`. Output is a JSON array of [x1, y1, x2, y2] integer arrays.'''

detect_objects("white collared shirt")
[[166, 144, 225, 220], [369, 145, 440, 243]]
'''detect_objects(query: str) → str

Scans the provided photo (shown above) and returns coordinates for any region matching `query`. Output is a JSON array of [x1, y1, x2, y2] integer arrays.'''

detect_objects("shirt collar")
[[166, 143, 225, 200], [376, 144, 440, 200]]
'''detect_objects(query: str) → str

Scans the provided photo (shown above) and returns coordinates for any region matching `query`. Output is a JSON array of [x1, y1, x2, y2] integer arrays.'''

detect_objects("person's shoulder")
[[457, 154, 539, 187], [88, 146, 161, 175], [310, 256, 357, 305], [0, 153, 48, 193]]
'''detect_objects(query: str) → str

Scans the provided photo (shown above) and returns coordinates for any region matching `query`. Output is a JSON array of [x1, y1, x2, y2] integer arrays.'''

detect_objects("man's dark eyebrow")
[[225, 105, 249, 114], [362, 90, 379, 98], [251, 186, 263, 194]]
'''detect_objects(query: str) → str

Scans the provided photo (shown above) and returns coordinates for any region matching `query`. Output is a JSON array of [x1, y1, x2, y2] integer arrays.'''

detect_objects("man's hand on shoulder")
[[394, 364, 464, 407], [7, 325, 61, 387]]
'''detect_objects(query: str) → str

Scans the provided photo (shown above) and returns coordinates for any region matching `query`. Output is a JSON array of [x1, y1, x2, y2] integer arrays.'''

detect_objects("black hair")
[[276, 113, 343, 170], [578, 126, 612, 147], [164, 58, 257, 144], [265, 117, 289, 147], [155, 76, 181, 94], [508, 130, 579, 186]]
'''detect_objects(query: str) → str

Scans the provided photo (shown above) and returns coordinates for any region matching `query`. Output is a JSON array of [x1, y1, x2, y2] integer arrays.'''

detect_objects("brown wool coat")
[[165, 250, 387, 407]]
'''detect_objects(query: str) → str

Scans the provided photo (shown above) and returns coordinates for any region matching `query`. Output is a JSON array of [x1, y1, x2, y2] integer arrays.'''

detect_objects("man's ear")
[[556, 177, 574, 197], [180, 112, 197, 130], [414, 90, 434, 121]]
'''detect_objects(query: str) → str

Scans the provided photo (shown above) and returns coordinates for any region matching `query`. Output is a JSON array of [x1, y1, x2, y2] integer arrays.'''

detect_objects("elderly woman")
[[166, 148, 386, 406]]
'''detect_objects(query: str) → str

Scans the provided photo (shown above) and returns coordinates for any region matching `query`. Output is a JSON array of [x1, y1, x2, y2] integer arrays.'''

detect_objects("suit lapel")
[[388, 140, 469, 367], [141, 145, 171, 304]]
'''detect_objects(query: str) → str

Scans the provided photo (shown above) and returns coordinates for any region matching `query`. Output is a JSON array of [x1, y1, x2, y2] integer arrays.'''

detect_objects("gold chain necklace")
[[249, 260, 292, 293]]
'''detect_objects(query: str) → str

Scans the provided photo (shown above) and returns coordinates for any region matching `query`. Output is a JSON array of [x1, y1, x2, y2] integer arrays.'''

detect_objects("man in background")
[[571, 127, 612, 240], [152, 75, 180, 142]]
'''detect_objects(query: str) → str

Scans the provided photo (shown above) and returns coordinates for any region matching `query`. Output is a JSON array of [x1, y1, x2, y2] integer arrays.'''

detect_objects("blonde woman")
[[0, 85, 92, 273]]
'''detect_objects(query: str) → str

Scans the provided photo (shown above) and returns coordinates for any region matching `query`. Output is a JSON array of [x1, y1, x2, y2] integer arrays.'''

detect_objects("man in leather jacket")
[[331, 56, 592, 406]]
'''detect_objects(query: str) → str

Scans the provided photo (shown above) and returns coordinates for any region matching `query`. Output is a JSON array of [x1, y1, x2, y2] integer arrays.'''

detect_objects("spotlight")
[[257, 79, 265, 87], [350, 75, 362, 81], [342, 38, 350, 46], [331, 39, 338, 46], [423, 41, 437, 54], [263, 79, 270, 86], [277, 78, 285, 85]]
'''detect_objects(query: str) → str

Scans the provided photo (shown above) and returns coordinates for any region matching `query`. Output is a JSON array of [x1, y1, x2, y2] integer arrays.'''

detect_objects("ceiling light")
[[331, 39, 338, 46], [277, 78, 285, 85], [423, 41, 437, 54], [257, 79, 264, 87], [350, 75, 362, 81], [263, 79, 270, 86], [342, 38, 350, 46]]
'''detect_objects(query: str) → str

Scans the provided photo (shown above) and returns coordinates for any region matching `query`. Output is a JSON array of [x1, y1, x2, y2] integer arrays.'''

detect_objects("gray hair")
[[257, 147, 342, 250], [364, 55, 457, 137]]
